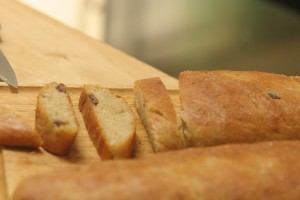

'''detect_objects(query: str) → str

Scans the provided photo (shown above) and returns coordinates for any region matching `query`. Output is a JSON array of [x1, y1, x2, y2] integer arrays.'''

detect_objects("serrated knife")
[[0, 49, 18, 88]]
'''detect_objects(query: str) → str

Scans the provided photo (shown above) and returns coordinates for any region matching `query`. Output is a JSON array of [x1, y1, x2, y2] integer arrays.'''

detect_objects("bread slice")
[[36, 83, 79, 155], [13, 140, 300, 200], [0, 107, 42, 148], [134, 77, 185, 152], [78, 86, 135, 159], [179, 70, 300, 147]]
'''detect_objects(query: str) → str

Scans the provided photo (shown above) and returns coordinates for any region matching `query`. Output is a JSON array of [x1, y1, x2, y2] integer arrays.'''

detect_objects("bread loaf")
[[180, 70, 300, 147], [0, 107, 42, 148], [36, 83, 79, 155], [13, 140, 300, 200], [78, 85, 135, 159], [134, 77, 185, 152]]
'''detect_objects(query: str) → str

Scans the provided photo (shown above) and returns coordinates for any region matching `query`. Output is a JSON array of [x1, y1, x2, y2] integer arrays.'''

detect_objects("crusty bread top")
[[179, 70, 300, 146], [13, 140, 300, 200]]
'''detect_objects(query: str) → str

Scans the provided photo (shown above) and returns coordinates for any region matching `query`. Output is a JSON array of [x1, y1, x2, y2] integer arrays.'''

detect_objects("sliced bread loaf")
[[36, 83, 79, 155], [134, 77, 185, 152], [78, 86, 135, 159]]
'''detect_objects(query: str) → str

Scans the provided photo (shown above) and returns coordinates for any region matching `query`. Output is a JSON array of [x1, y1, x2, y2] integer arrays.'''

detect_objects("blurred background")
[[19, 0, 300, 77]]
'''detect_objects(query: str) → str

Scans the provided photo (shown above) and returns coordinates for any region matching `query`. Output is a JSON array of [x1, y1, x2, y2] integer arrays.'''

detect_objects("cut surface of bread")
[[179, 70, 300, 147], [0, 107, 42, 148], [134, 77, 185, 152], [13, 140, 300, 200], [36, 83, 79, 155], [78, 85, 135, 159]]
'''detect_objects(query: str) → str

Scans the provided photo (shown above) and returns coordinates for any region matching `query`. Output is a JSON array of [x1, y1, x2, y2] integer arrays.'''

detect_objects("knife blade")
[[0, 49, 18, 88]]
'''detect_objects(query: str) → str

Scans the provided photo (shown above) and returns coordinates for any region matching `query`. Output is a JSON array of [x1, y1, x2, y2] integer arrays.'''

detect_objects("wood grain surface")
[[0, 0, 178, 88], [0, 86, 180, 199], [0, 149, 7, 200]]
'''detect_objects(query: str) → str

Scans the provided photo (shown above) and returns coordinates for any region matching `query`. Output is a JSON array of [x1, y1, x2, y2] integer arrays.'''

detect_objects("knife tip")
[[7, 80, 18, 88]]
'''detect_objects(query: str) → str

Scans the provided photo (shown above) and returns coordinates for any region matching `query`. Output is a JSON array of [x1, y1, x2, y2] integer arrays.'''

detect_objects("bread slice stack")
[[79, 85, 136, 159], [36, 83, 79, 155]]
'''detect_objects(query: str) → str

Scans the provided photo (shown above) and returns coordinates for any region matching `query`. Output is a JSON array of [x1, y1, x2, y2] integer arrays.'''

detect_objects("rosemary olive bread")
[[36, 83, 79, 155], [78, 85, 135, 159]]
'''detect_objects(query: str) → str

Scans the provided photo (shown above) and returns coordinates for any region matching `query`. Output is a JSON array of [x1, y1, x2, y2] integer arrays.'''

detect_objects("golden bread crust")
[[179, 70, 300, 146], [13, 140, 300, 200]]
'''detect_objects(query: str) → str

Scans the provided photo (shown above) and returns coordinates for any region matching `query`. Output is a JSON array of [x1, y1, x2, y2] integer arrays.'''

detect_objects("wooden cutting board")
[[0, 85, 180, 199], [0, 0, 178, 89]]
